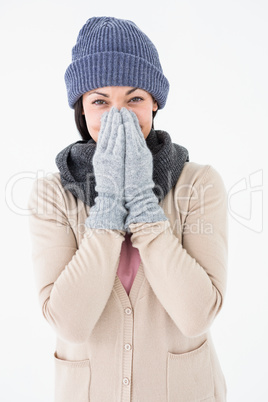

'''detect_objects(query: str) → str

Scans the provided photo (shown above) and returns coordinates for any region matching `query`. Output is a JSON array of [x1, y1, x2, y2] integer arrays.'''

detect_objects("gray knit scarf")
[[55, 128, 189, 207]]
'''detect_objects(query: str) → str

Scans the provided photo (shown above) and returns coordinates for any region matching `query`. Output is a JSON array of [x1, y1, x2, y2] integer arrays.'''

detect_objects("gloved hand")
[[120, 107, 168, 232], [85, 107, 127, 231]]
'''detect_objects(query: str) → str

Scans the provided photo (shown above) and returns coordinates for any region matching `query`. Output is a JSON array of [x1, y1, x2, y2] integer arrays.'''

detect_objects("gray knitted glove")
[[120, 107, 168, 232], [85, 107, 127, 231]]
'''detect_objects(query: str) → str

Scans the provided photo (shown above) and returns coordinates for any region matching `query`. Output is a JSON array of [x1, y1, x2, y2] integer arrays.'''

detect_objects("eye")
[[92, 99, 107, 105], [129, 96, 143, 103]]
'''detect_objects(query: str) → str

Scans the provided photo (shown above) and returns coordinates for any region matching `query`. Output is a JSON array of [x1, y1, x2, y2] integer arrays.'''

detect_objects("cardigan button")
[[124, 307, 132, 315], [123, 377, 130, 386], [124, 343, 132, 351]]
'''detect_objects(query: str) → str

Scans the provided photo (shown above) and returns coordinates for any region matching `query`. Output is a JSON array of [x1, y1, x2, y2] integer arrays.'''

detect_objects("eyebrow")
[[87, 87, 139, 97]]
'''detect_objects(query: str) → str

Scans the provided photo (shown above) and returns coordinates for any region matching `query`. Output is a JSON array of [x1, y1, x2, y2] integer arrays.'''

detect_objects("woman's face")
[[82, 86, 158, 142]]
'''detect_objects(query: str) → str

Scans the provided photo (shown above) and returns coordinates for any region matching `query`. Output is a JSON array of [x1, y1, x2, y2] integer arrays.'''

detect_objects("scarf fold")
[[55, 128, 189, 207]]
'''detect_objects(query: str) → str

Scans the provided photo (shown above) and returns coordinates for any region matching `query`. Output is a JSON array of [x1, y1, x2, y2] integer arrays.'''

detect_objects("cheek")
[[128, 107, 151, 127], [84, 108, 102, 133]]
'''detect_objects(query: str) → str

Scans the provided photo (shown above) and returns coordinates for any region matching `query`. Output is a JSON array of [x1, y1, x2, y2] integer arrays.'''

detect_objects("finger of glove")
[[124, 121, 139, 158], [121, 107, 145, 147], [128, 109, 146, 147], [126, 124, 150, 167], [98, 107, 118, 151], [120, 107, 133, 126], [121, 107, 146, 151], [120, 109, 139, 152], [106, 110, 122, 154], [100, 110, 109, 130], [96, 111, 109, 150], [113, 122, 125, 157]]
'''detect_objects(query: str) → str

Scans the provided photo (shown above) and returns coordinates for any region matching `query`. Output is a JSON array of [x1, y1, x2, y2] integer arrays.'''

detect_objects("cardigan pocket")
[[167, 340, 215, 402], [54, 352, 91, 402]]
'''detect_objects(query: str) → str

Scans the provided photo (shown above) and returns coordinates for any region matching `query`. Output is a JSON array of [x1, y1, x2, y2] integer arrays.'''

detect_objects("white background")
[[1, 0, 267, 401]]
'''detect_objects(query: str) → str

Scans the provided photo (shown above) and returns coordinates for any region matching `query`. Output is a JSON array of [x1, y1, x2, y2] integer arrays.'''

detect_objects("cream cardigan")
[[28, 161, 228, 402]]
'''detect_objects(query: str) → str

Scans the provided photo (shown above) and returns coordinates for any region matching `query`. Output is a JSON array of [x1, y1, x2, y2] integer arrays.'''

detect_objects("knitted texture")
[[120, 108, 168, 231], [64, 16, 169, 109], [85, 107, 127, 230], [55, 130, 189, 208]]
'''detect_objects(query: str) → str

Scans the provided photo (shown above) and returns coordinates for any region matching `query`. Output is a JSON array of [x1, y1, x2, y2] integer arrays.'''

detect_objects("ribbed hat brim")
[[65, 51, 169, 109]]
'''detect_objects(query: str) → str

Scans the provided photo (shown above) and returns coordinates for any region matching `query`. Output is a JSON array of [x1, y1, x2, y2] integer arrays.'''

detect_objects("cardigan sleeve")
[[28, 175, 125, 344], [129, 165, 228, 338]]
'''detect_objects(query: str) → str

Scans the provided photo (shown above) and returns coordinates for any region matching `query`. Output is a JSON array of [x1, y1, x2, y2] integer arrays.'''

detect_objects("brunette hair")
[[74, 95, 158, 140]]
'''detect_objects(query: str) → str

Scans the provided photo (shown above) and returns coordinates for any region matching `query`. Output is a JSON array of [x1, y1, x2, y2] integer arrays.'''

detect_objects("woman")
[[28, 16, 228, 402]]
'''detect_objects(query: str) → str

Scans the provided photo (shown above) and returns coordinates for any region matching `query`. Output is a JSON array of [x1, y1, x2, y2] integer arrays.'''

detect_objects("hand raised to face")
[[120, 107, 154, 203], [93, 106, 125, 198]]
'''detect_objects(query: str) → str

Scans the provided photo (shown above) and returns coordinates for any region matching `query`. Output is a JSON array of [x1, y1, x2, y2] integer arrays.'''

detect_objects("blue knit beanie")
[[64, 16, 169, 109]]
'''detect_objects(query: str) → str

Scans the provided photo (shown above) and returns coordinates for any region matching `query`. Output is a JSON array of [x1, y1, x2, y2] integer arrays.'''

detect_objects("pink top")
[[116, 232, 141, 295]]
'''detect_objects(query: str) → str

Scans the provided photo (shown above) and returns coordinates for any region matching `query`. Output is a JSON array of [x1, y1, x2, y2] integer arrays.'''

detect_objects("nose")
[[109, 102, 131, 112]]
